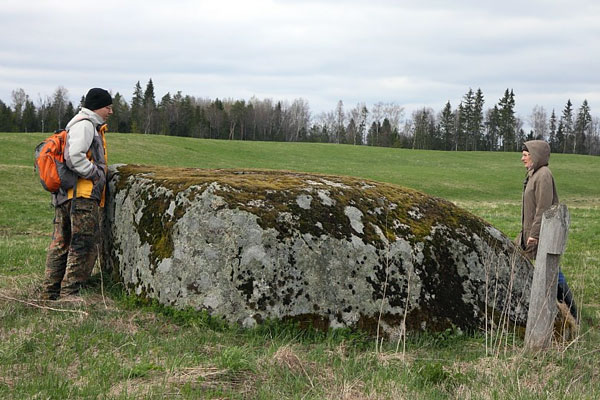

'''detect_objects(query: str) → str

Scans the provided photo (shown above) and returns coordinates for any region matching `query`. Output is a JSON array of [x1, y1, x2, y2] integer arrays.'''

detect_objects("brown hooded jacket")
[[518, 140, 559, 257]]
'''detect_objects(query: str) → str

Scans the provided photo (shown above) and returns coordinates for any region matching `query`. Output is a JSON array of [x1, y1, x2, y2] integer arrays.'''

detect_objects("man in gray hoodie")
[[41, 88, 112, 300], [519, 140, 577, 320]]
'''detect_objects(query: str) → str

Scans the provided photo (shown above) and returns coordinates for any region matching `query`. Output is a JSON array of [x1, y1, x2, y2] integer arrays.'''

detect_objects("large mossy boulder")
[[103, 165, 532, 337]]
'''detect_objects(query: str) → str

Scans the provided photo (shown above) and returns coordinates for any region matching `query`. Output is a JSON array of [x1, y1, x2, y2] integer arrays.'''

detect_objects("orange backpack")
[[34, 120, 89, 193]]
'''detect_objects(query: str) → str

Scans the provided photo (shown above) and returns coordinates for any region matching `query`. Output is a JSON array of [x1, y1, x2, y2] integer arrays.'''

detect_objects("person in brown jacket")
[[518, 140, 577, 319]]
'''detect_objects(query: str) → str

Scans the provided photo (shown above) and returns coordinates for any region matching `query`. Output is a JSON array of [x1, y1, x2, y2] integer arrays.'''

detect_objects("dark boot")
[[557, 280, 578, 321], [40, 291, 60, 301]]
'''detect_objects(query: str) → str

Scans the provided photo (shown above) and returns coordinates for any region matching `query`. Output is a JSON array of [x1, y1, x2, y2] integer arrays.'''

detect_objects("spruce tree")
[[560, 100, 574, 153], [63, 102, 75, 128], [497, 89, 516, 151], [346, 118, 357, 145], [0, 100, 13, 132], [22, 100, 38, 133], [484, 106, 501, 151], [143, 79, 157, 134], [380, 118, 393, 147], [455, 103, 467, 151], [472, 89, 485, 150], [439, 101, 454, 151], [556, 120, 565, 153], [130, 81, 143, 133], [574, 100, 591, 154], [109, 92, 132, 133], [462, 89, 474, 150], [459, 88, 484, 151]]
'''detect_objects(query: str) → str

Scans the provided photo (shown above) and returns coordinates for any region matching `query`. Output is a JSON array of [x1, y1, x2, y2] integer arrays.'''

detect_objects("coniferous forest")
[[2, 79, 599, 155]]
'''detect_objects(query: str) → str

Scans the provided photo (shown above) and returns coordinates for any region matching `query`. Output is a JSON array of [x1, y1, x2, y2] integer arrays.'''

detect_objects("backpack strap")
[[67, 116, 93, 131], [66, 116, 92, 212]]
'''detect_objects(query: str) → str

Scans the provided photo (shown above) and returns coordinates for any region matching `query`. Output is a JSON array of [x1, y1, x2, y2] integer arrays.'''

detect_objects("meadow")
[[1, 131, 599, 399]]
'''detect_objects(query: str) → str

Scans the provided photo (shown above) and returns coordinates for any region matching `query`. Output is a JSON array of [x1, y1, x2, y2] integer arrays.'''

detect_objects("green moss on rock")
[[116, 164, 489, 248], [136, 191, 177, 269]]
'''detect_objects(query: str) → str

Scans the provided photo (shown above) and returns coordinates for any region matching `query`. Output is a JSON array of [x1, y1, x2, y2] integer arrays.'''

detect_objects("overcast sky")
[[2, 0, 599, 123]]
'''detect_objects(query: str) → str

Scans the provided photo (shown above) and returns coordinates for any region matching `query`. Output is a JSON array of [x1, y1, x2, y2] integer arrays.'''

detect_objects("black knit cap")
[[84, 88, 112, 111]]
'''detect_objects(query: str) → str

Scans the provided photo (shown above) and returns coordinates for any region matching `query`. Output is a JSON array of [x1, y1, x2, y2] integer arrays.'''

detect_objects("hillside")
[[1, 132, 599, 399]]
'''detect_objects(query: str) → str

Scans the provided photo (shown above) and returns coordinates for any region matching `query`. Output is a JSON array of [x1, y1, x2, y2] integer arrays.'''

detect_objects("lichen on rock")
[[103, 164, 533, 337]]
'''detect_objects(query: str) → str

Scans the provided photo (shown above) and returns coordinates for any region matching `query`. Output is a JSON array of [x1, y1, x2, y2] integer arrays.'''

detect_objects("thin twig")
[[295, 355, 315, 389], [376, 206, 391, 354], [0, 292, 89, 316], [376, 263, 390, 354], [396, 267, 411, 360], [490, 256, 500, 354], [484, 247, 493, 356], [97, 244, 108, 309], [579, 347, 600, 358], [565, 374, 585, 394], [561, 327, 592, 353]]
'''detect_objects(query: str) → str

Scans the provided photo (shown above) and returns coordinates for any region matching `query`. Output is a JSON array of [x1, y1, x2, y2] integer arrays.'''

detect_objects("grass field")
[[1, 131, 599, 399]]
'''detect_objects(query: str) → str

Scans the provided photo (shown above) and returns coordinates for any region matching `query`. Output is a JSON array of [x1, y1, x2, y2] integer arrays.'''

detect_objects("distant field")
[[1, 131, 599, 399], [4, 131, 599, 201]]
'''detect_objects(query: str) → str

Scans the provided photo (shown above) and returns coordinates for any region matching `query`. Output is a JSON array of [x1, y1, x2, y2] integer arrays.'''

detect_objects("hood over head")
[[523, 140, 550, 171]]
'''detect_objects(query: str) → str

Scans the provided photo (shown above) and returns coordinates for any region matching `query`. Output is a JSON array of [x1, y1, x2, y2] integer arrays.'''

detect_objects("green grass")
[[1, 131, 599, 399]]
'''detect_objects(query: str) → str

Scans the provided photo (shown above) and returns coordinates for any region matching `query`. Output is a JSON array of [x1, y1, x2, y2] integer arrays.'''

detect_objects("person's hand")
[[86, 166, 104, 183], [526, 237, 538, 246]]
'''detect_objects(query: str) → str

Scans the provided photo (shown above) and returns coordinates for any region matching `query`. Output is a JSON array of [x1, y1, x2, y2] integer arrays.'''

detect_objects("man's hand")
[[526, 237, 539, 246], [86, 165, 104, 183]]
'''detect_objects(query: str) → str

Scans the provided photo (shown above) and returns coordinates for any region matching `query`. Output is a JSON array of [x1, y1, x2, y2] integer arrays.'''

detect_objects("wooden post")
[[524, 204, 570, 351]]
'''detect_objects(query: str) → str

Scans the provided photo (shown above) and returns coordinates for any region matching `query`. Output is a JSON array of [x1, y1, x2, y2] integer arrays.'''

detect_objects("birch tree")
[[529, 105, 548, 141]]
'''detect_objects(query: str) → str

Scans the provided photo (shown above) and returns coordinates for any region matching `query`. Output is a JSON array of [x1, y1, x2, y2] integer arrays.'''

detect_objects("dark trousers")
[[43, 198, 100, 298], [557, 270, 578, 320]]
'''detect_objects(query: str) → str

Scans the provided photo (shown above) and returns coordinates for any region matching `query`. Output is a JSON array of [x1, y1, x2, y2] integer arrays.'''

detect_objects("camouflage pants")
[[43, 198, 100, 298]]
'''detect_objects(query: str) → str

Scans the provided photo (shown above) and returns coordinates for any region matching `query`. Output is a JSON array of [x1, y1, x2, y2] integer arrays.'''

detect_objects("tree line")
[[2, 80, 599, 155]]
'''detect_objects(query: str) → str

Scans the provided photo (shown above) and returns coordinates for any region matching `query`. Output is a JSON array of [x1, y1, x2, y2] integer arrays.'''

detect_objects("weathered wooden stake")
[[524, 204, 570, 351]]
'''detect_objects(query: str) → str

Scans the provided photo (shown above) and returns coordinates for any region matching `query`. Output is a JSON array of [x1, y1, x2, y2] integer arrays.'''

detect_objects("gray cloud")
[[1, 0, 599, 121]]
